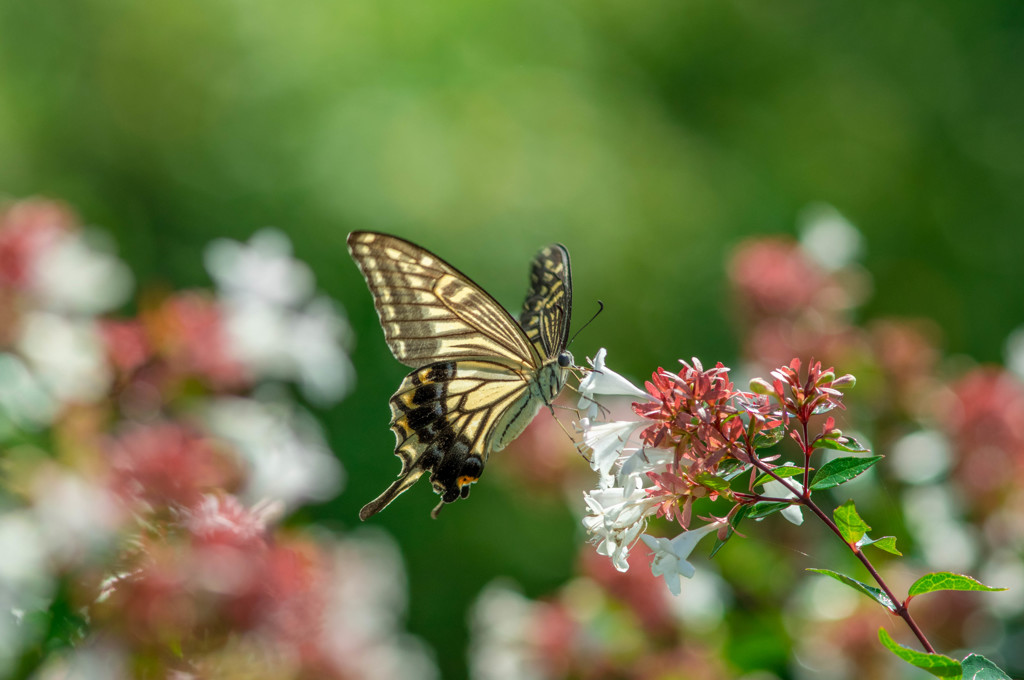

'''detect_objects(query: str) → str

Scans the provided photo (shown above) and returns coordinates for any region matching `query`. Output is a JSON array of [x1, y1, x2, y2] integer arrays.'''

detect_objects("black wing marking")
[[358, 358, 534, 520]]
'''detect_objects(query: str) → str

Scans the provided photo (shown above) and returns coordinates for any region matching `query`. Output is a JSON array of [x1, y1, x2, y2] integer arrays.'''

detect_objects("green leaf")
[[833, 500, 871, 544], [710, 505, 748, 558], [752, 423, 786, 449], [858, 535, 902, 556], [807, 568, 897, 611], [809, 456, 883, 490], [716, 459, 750, 481], [908, 572, 1007, 599], [961, 653, 1012, 679], [815, 435, 870, 453], [877, 628, 962, 677], [753, 465, 805, 488], [696, 472, 731, 492], [747, 501, 792, 519]]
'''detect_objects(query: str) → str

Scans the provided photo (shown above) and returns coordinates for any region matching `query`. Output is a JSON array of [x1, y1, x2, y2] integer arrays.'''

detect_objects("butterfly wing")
[[347, 231, 539, 369], [358, 358, 545, 520], [349, 232, 573, 519], [519, 244, 573, 359]]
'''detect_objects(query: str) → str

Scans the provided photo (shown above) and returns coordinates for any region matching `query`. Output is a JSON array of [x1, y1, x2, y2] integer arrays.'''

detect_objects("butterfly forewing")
[[348, 232, 574, 519], [519, 245, 572, 360], [347, 232, 538, 369]]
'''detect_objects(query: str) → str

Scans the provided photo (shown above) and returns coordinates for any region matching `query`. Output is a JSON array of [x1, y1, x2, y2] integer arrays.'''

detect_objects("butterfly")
[[347, 231, 575, 519]]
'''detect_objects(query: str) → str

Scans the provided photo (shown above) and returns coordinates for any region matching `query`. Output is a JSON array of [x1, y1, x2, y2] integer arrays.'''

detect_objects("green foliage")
[[751, 423, 786, 449], [833, 500, 871, 544], [809, 456, 882, 490], [710, 505, 749, 558], [858, 535, 902, 556], [808, 569, 896, 612], [814, 435, 870, 454], [753, 465, 804, 487], [961, 654, 1013, 680], [908, 573, 1006, 599], [747, 501, 793, 519], [877, 628, 962, 678]]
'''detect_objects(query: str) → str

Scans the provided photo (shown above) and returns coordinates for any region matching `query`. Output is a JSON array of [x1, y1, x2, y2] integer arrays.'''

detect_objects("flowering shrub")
[[471, 207, 1019, 679], [0, 199, 436, 679]]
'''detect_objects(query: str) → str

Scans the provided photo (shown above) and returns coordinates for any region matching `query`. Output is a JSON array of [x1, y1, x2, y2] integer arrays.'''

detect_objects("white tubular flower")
[[580, 417, 645, 478], [761, 478, 804, 526], [577, 348, 650, 419], [640, 521, 724, 596], [582, 477, 657, 572], [618, 447, 675, 485]]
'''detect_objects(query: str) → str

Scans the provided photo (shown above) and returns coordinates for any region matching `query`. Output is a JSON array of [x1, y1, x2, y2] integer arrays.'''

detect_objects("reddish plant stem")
[[745, 436, 936, 655]]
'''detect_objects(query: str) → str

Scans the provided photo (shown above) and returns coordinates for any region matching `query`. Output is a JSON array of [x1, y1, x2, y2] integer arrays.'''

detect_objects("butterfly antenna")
[[567, 301, 604, 348]]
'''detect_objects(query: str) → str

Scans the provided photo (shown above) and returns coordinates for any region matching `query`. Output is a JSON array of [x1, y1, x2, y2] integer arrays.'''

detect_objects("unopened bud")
[[749, 377, 774, 395], [832, 374, 857, 389]]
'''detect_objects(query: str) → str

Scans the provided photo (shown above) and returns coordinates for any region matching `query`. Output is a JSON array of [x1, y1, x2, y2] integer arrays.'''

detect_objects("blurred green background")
[[2, 1, 1023, 677]]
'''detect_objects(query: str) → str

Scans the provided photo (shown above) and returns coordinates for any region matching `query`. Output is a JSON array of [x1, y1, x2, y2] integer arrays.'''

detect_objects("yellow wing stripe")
[[348, 232, 538, 369]]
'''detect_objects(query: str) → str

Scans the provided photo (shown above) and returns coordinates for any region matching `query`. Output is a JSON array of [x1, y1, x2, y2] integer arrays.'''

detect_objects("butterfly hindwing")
[[348, 232, 575, 519], [359, 358, 544, 520], [347, 232, 538, 368]]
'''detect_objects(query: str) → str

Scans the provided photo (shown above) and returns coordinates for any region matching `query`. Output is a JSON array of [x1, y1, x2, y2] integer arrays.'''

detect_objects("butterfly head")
[[557, 350, 575, 369]]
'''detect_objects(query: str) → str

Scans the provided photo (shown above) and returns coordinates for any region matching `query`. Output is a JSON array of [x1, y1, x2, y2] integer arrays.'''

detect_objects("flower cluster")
[[0, 198, 434, 679], [577, 348, 855, 596]]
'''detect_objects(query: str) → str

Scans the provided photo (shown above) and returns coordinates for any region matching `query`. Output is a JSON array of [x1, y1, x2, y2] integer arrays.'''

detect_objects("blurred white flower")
[[320, 532, 438, 680], [204, 228, 314, 307], [798, 203, 864, 271], [287, 296, 355, 404], [206, 231, 355, 405], [761, 478, 805, 526], [203, 395, 344, 507], [902, 483, 978, 571], [889, 429, 952, 484], [0, 511, 56, 676], [30, 230, 133, 314], [639, 521, 724, 596], [31, 467, 123, 563], [469, 581, 548, 680], [31, 642, 130, 680], [0, 354, 58, 428], [17, 312, 111, 405]]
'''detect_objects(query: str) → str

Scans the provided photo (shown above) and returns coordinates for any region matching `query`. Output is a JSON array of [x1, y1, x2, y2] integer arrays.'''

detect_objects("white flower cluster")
[[0, 228, 133, 431], [576, 348, 724, 595], [205, 229, 355, 406]]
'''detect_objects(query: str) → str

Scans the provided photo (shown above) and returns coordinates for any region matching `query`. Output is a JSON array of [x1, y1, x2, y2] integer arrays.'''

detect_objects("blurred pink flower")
[[0, 198, 74, 289], [148, 292, 248, 390], [942, 367, 1024, 501], [107, 422, 241, 510], [728, 237, 827, 316]]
